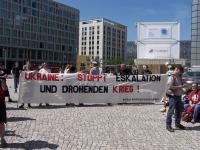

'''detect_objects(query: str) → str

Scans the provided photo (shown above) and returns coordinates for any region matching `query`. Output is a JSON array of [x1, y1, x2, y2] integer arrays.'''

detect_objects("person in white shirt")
[[39, 63, 50, 74], [64, 64, 71, 74], [39, 63, 50, 107]]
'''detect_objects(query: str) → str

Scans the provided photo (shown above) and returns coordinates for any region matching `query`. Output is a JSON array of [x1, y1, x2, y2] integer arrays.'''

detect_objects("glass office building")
[[192, 0, 200, 65], [0, 0, 79, 68]]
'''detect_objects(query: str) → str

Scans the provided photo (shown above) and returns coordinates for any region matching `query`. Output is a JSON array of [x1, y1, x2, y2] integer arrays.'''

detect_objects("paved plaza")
[[1, 81, 200, 150]]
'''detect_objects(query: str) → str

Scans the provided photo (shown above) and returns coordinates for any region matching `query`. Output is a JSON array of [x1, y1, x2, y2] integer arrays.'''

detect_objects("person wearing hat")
[[90, 61, 100, 75], [166, 65, 186, 132]]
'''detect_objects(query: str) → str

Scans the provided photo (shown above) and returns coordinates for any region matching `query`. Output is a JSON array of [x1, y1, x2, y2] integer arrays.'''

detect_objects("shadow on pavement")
[[7, 117, 36, 122], [186, 125, 200, 131], [32, 105, 67, 109], [6, 107, 22, 110], [5, 130, 23, 138], [6, 140, 59, 150]]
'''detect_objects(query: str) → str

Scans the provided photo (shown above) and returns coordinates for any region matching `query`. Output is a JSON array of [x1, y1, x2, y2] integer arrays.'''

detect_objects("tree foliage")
[[107, 58, 123, 65]]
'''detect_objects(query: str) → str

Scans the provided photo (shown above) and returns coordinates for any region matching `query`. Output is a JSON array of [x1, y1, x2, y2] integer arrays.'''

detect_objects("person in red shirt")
[[188, 83, 200, 123]]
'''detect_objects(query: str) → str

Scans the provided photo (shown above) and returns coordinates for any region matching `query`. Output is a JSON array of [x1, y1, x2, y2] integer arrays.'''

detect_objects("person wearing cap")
[[166, 65, 186, 132], [90, 61, 100, 75]]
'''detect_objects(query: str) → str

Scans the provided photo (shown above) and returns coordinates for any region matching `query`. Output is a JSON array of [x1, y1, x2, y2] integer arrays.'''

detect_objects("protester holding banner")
[[23, 60, 31, 71], [141, 65, 152, 75], [65, 65, 78, 106], [131, 66, 138, 75], [12, 62, 21, 93], [39, 63, 50, 107], [90, 62, 100, 75], [0, 64, 13, 103], [0, 77, 8, 147], [166, 65, 186, 132], [120, 64, 131, 75], [64, 64, 71, 74], [19, 61, 32, 109]]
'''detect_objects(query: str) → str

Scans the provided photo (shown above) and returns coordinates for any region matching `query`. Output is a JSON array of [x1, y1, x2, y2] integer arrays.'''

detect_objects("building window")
[[32, 0, 36, 8], [37, 51, 42, 59], [19, 49, 24, 58], [31, 50, 36, 59]]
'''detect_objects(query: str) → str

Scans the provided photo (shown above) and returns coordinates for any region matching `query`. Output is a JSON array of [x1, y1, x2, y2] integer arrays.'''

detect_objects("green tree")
[[94, 56, 100, 65], [127, 59, 135, 66], [107, 58, 123, 65]]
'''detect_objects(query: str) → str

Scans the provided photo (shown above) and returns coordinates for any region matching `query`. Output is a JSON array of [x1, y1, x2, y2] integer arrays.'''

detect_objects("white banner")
[[18, 72, 168, 104]]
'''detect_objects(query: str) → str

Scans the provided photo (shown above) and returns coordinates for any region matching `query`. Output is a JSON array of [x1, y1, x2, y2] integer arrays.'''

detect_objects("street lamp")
[[3, 48, 7, 69]]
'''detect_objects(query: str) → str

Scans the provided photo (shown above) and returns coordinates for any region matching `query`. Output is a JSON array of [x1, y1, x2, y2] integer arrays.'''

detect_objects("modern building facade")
[[0, 0, 79, 68], [180, 40, 191, 60], [79, 18, 127, 65], [192, 0, 200, 66], [126, 41, 137, 60]]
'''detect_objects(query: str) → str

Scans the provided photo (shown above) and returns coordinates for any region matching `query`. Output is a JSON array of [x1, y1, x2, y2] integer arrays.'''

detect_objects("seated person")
[[187, 83, 200, 123]]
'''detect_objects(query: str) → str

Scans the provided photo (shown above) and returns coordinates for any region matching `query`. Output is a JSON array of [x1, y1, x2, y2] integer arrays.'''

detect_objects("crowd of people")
[[1, 60, 200, 147]]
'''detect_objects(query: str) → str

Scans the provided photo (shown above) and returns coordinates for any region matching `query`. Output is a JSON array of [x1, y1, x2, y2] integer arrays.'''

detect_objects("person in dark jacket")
[[12, 62, 21, 93], [0, 64, 13, 102], [0, 79, 8, 147], [141, 65, 152, 75], [120, 64, 131, 75]]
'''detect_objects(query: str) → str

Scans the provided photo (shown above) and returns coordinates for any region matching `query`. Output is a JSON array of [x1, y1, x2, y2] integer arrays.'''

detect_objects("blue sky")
[[56, 0, 191, 41]]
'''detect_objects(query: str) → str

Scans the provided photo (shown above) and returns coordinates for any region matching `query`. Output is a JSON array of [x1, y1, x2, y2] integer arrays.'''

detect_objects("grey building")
[[0, 0, 79, 69], [126, 41, 137, 60], [79, 18, 127, 65], [180, 40, 191, 60], [192, 0, 200, 65]]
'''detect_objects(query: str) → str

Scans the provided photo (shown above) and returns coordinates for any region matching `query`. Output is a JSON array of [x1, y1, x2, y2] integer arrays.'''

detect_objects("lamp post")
[[3, 48, 7, 69]]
